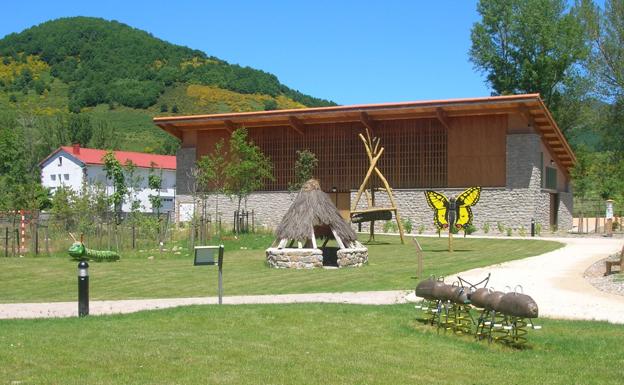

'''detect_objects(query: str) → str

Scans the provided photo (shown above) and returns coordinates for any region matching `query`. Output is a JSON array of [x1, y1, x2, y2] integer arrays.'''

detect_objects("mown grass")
[[0, 235, 562, 303], [0, 303, 622, 385]]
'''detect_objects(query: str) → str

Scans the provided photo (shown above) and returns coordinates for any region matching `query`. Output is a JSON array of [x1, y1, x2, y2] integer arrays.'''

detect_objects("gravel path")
[[0, 291, 411, 320], [1, 236, 623, 323], [425, 236, 624, 324]]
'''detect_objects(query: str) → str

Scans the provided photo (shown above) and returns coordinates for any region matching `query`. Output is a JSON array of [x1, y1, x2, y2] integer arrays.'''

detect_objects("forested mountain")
[[0, 17, 335, 153]]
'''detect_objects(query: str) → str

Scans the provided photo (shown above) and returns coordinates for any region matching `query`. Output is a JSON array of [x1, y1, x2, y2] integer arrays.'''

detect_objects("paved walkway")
[[1, 236, 622, 323]]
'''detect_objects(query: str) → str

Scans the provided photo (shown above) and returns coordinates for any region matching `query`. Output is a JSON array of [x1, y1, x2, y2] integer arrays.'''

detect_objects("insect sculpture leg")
[[505, 317, 528, 347]]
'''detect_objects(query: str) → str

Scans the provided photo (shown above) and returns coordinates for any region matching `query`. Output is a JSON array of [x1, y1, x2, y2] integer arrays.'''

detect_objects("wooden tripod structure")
[[351, 129, 405, 244]]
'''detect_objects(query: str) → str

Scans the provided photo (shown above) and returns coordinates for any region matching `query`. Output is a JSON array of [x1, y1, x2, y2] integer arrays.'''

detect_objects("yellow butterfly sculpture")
[[424, 187, 481, 230]]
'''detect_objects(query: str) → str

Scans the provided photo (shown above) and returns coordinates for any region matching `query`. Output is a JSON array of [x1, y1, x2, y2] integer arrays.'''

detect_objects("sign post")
[[606, 199, 614, 237], [194, 245, 224, 304]]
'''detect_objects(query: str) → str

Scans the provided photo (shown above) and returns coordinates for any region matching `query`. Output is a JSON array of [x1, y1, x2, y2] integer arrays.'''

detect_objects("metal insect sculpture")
[[414, 275, 541, 347], [424, 187, 481, 251], [68, 233, 120, 262]]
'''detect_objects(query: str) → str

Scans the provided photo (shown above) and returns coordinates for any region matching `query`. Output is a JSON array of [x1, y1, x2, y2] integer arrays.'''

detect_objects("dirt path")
[[1, 236, 622, 323], [434, 236, 624, 324]]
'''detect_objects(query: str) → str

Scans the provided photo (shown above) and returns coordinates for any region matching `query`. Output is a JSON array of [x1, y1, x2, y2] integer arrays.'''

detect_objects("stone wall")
[[337, 247, 369, 267], [266, 248, 323, 269], [558, 191, 574, 231], [266, 247, 368, 269]]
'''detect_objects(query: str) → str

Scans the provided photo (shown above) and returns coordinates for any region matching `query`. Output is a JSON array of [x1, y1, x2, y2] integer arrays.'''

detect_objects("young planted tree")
[[124, 160, 143, 215], [225, 128, 274, 230], [288, 149, 318, 193], [148, 163, 163, 216], [196, 138, 228, 237], [102, 151, 127, 224]]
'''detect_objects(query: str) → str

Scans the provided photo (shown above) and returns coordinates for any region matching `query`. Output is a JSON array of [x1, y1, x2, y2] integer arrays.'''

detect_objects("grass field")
[[1, 303, 622, 385], [0, 235, 562, 303]]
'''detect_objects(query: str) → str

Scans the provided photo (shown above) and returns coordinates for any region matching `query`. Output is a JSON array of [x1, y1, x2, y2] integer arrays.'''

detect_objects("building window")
[[64, 174, 69, 181], [58, 157, 62, 166], [51, 174, 56, 181], [545, 166, 557, 190]]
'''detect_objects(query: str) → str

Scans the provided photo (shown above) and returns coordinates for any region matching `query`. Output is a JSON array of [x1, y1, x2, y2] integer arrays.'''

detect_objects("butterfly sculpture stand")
[[350, 129, 405, 244], [424, 187, 481, 252]]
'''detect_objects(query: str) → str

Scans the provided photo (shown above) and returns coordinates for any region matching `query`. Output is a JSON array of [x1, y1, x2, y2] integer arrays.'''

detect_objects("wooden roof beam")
[[161, 124, 183, 139], [288, 116, 305, 136], [224, 120, 236, 134], [519, 105, 537, 129], [436, 108, 451, 130], [360, 111, 376, 137]]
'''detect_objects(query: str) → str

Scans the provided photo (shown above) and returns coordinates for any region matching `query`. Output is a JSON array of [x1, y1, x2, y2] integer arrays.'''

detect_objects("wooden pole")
[[369, 180, 375, 242], [413, 238, 423, 279], [448, 228, 453, 252]]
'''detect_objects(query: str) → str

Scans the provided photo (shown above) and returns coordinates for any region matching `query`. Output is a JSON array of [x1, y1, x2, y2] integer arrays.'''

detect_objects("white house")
[[40, 144, 177, 213]]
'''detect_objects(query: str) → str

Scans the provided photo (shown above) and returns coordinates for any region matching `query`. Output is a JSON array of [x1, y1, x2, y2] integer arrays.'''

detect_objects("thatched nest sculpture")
[[266, 179, 368, 269]]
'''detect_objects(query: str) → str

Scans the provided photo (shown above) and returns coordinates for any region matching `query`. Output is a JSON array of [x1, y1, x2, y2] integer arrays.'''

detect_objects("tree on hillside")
[[469, 0, 588, 132], [225, 128, 274, 220]]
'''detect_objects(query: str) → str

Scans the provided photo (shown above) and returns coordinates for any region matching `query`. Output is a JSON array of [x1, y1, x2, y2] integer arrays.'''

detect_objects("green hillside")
[[0, 17, 335, 153]]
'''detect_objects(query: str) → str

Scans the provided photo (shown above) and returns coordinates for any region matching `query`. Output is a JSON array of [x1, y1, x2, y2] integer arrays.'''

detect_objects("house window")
[[51, 174, 56, 181], [64, 174, 69, 181], [58, 157, 62, 166]]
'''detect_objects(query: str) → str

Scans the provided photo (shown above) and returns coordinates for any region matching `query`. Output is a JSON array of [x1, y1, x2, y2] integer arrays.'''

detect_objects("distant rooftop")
[[40, 144, 176, 170]]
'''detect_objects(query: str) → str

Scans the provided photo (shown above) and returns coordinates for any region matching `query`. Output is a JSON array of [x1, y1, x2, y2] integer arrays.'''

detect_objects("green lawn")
[[1, 303, 622, 385], [0, 236, 562, 303]]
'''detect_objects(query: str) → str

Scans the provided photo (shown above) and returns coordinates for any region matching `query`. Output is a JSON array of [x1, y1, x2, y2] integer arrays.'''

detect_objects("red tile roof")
[[59, 146, 176, 170]]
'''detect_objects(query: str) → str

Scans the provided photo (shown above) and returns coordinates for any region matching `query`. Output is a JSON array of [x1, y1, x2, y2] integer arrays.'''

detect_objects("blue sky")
[[4, 1, 491, 105]]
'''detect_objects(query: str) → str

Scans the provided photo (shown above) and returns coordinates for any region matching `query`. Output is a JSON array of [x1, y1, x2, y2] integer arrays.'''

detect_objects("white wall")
[[40, 152, 85, 193], [41, 150, 176, 213], [86, 166, 176, 213]]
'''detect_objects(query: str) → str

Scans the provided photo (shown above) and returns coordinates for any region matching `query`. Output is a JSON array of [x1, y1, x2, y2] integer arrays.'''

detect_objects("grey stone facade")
[[175, 132, 573, 233]]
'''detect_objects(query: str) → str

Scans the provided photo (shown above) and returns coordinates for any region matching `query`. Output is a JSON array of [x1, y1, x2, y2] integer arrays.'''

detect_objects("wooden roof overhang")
[[153, 94, 576, 175]]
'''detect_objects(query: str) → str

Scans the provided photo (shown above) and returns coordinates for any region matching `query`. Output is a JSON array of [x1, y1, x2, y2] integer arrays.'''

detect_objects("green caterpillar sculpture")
[[68, 241, 120, 262]]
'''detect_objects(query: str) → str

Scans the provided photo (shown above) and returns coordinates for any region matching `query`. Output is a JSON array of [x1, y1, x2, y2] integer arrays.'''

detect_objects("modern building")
[[154, 94, 575, 231], [40, 144, 177, 213]]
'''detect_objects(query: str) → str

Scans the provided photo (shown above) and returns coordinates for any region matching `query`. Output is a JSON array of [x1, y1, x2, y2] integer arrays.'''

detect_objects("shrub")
[[535, 223, 542, 236], [450, 225, 459, 234], [497, 222, 505, 234], [417, 224, 426, 234], [482, 222, 490, 234], [464, 224, 477, 236], [383, 220, 398, 233], [160, 103, 168, 112], [505, 227, 513, 236], [402, 218, 413, 234], [518, 225, 527, 237]]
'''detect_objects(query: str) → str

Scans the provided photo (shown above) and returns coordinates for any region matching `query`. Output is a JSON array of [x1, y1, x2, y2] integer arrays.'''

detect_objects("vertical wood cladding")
[[194, 115, 507, 191], [447, 115, 507, 187], [246, 119, 448, 191]]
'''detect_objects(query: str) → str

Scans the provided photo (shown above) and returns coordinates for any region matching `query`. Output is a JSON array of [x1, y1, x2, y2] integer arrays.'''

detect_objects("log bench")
[[604, 244, 624, 276]]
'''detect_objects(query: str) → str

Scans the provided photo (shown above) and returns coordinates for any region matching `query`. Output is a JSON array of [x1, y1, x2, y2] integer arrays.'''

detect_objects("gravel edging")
[[584, 258, 624, 296]]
